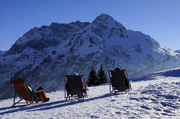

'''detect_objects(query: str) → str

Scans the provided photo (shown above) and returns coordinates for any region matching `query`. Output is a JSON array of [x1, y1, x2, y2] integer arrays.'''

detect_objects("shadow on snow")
[[0, 93, 110, 115]]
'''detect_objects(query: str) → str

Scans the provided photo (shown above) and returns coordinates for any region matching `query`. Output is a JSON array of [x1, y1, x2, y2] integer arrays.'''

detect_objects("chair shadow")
[[37, 93, 111, 111], [0, 100, 65, 115], [0, 93, 110, 115]]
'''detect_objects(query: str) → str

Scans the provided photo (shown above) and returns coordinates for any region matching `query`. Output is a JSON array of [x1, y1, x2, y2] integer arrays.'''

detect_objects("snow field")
[[0, 68, 180, 118]]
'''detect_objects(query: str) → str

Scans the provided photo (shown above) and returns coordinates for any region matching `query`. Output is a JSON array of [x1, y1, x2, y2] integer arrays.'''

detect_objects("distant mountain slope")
[[1, 13, 180, 100], [176, 50, 180, 53]]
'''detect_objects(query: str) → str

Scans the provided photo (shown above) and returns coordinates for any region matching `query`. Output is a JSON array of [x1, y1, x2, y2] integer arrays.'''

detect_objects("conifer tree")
[[97, 65, 108, 85], [86, 67, 98, 86]]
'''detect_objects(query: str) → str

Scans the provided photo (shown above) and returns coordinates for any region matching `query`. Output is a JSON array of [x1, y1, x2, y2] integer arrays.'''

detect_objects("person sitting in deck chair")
[[66, 72, 89, 98], [109, 67, 131, 94], [28, 85, 50, 102], [114, 67, 130, 89], [9, 78, 50, 107]]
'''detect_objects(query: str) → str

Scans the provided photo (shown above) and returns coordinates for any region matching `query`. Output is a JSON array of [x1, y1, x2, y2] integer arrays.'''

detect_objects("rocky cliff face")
[[1, 13, 180, 100]]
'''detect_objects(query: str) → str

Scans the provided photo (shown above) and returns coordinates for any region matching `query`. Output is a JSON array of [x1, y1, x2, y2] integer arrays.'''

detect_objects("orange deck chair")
[[9, 78, 44, 107]]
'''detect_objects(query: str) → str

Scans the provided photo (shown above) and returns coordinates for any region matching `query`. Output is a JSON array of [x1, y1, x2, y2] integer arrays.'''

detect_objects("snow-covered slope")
[[176, 49, 180, 53], [0, 67, 180, 118], [1, 13, 180, 100]]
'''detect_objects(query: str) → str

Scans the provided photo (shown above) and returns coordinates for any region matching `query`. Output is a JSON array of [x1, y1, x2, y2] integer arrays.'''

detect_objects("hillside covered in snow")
[[1, 13, 180, 100], [0, 67, 180, 118], [176, 50, 180, 53]]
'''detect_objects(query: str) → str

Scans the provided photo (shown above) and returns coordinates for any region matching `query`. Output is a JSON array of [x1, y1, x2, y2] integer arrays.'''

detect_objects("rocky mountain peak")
[[92, 13, 126, 31], [92, 13, 113, 24]]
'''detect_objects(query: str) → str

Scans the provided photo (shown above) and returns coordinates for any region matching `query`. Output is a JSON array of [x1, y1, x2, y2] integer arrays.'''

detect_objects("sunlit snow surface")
[[0, 67, 180, 118]]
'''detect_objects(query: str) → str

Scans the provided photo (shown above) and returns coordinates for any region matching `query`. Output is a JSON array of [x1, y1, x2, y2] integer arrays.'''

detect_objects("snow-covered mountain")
[[1, 13, 180, 100], [176, 50, 180, 53], [1, 67, 180, 118]]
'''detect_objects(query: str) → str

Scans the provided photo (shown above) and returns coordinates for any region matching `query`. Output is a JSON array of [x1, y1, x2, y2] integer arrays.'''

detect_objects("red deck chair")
[[108, 70, 131, 95], [64, 75, 87, 101]]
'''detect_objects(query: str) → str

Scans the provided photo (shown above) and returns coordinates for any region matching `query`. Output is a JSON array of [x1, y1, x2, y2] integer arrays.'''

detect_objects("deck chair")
[[108, 70, 131, 95], [9, 78, 44, 107], [64, 75, 87, 101]]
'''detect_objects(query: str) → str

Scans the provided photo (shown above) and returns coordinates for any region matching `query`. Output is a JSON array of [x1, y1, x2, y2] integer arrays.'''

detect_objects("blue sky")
[[0, 0, 180, 51]]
